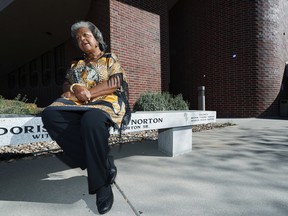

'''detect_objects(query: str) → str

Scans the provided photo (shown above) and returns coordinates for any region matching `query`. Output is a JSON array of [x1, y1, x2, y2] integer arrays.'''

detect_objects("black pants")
[[41, 108, 111, 194]]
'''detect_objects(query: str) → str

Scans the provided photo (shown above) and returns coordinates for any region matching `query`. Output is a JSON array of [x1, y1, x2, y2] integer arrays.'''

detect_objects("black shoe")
[[107, 156, 117, 184], [96, 185, 114, 215]]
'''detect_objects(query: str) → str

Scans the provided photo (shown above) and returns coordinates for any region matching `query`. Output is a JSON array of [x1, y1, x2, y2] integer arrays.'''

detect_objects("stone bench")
[[0, 110, 216, 156]]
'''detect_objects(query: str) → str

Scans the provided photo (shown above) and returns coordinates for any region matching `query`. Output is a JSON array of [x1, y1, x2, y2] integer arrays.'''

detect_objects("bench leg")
[[158, 126, 192, 157]]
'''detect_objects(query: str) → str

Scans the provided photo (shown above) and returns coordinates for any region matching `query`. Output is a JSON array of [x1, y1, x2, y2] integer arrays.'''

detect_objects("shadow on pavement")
[[1, 120, 288, 216]]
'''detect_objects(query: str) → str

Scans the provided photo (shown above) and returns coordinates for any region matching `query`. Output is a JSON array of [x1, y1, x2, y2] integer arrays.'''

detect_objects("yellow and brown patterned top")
[[46, 53, 130, 129]]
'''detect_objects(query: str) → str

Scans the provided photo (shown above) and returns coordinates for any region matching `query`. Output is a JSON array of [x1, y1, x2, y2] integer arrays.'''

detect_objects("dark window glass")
[[18, 66, 27, 88], [29, 59, 39, 87], [42, 52, 52, 86], [8, 71, 16, 89], [55, 44, 66, 85]]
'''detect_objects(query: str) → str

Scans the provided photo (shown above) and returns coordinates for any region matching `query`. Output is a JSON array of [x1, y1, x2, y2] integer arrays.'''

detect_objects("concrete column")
[[158, 126, 192, 157], [198, 86, 205, 111]]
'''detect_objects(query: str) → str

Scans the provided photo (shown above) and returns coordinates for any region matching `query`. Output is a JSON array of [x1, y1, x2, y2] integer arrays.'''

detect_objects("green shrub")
[[133, 92, 190, 111], [0, 94, 43, 115]]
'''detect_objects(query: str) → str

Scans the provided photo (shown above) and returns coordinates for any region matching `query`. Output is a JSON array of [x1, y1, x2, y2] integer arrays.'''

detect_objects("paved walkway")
[[0, 118, 288, 216]]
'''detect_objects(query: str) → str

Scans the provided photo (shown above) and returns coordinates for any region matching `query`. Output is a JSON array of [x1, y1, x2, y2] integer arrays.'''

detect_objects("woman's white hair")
[[71, 21, 107, 51]]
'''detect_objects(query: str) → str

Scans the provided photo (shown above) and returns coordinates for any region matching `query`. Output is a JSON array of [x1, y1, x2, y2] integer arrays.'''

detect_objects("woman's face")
[[76, 27, 99, 53]]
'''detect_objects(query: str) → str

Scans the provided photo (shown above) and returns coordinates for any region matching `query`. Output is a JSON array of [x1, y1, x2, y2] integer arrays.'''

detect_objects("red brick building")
[[170, 0, 288, 117], [0, 0, 288, 117]]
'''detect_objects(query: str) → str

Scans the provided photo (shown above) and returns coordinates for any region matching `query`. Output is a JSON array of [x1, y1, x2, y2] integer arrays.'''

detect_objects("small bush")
[[0, 94, 43, 115], [133, 92, 190, 111]]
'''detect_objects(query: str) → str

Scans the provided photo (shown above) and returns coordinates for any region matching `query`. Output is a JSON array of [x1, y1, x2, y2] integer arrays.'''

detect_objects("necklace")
[[85, 51, 103, 63]]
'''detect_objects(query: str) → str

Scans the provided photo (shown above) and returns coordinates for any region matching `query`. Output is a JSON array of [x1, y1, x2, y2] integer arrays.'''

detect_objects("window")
[[54, 44, 66, 85], [29, 59, 39, 87], [18, 66, 27, 88], [8, 71, 16, 89], [41, 52, 52, 86]]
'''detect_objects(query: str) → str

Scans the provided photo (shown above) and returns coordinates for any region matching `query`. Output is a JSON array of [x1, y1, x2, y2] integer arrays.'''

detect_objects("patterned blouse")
[[46, 53, 130, 129]]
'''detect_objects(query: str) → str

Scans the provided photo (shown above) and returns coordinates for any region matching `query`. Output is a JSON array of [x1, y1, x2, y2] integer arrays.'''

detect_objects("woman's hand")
[[73, 85, 91, 103]]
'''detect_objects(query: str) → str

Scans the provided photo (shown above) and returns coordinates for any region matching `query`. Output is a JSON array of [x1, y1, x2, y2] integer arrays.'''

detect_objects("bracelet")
[[70, 83, 86, 93]]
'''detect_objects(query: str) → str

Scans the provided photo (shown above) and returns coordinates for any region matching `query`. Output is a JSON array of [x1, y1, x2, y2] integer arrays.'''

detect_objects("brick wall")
[[109, 0, 169, 108], [170, 0, 288, 117], [254, 0, 288, 116]]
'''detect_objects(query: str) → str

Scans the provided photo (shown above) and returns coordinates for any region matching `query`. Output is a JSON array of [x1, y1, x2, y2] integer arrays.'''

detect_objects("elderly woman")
[[41, 21, 130, 214]]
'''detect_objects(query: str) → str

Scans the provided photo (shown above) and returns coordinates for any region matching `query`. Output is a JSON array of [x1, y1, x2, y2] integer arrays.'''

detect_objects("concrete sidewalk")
[[0, 118, 288, 216]]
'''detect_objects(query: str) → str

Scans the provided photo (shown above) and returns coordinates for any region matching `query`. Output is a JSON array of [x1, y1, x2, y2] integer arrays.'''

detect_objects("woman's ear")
[[95, 41, 100, 49]]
